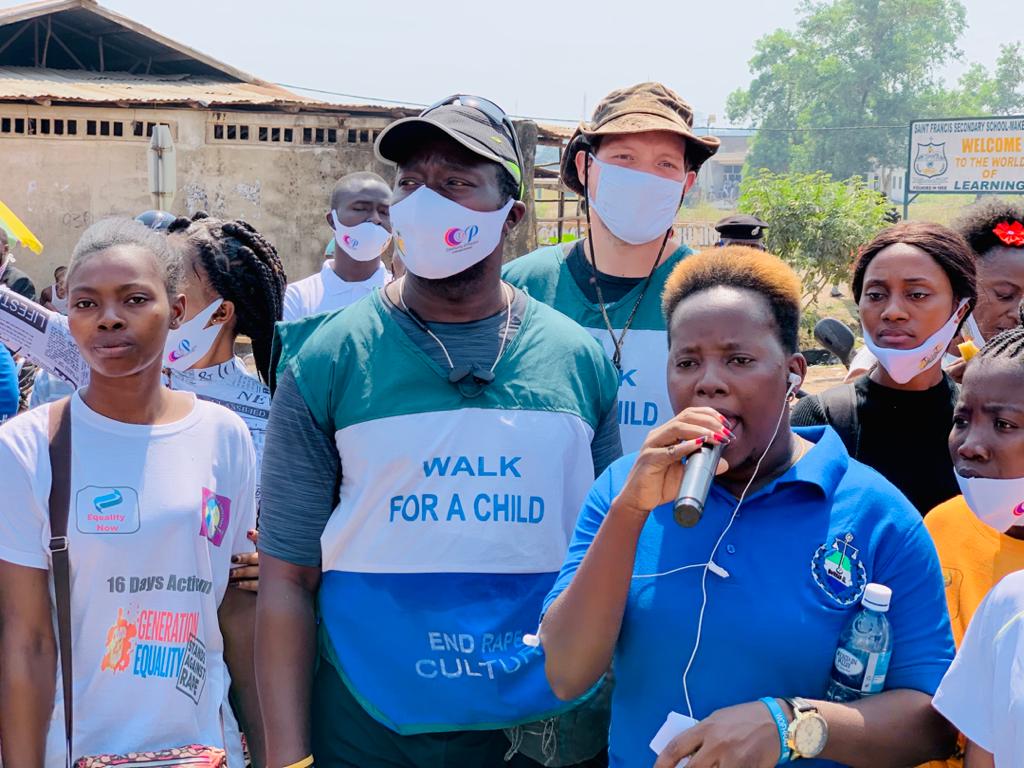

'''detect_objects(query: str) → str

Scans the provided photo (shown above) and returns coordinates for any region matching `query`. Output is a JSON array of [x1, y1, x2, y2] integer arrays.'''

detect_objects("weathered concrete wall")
[[0, 103, 538, 289], [0, 104, 393, 287]]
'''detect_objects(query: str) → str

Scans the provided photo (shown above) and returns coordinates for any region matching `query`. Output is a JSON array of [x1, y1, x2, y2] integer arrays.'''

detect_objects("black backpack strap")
[[819, 383, 860, 459], [47, 397, 74, 768]]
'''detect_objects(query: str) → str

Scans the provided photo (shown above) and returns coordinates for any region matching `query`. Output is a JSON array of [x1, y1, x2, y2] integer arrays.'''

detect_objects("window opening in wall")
[[327, 128, 337, 143], [239, 125, 249, 140], [347, 129, 356, 143], [284, 128, 293, 142]]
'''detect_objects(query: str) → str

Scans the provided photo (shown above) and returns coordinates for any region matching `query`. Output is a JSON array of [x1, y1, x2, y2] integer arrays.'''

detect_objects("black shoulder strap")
[[819, 383, 860, 459], [47, 397, 74, 768]]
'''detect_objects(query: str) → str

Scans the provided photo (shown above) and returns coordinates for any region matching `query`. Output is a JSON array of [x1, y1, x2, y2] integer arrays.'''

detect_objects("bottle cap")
[[862, 583, 892, 612]]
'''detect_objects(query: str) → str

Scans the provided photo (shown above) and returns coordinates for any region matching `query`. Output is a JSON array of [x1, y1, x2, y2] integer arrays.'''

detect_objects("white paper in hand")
[[650, 711, 698, 768]]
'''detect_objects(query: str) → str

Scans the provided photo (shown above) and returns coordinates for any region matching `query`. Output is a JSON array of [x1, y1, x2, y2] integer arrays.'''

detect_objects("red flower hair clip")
[[994, 220, 1024, 247]]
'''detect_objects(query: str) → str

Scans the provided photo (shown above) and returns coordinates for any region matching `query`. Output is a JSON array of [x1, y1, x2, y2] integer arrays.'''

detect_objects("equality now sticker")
[[75, 486, 141, 534]]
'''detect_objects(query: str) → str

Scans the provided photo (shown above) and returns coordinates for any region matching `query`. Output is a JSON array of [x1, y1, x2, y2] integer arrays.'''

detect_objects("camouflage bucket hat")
[[561, 82, 721, 195]]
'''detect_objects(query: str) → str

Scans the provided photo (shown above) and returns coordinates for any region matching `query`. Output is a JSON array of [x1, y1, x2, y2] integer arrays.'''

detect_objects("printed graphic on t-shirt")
[[199, 488, 231, 547], [75, 486, 140, 534], [97, 603, 207, 704]]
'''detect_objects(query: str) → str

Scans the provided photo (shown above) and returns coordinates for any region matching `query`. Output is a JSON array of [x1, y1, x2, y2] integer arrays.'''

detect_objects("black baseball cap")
[[375, 96, 524, 198]]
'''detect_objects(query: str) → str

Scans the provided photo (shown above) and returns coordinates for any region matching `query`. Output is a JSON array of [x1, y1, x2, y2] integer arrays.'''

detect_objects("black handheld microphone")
[[673, 440, 725, 527]]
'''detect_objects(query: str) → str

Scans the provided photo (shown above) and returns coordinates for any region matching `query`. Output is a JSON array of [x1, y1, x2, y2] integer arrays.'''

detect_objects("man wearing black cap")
[[504, 82, 719, 455], [256, 95, 621, 768], [714, 213, 768, 249]]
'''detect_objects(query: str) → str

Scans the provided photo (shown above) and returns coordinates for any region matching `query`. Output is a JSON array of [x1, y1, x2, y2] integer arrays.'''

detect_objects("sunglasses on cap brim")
[[420, 94, 525, 199]]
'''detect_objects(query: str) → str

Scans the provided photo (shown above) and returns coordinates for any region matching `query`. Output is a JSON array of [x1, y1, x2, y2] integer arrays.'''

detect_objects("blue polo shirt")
[[543, 426, 955, 768]]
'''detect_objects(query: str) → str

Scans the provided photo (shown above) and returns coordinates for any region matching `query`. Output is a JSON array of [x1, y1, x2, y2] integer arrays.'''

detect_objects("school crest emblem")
[[811, 533, 867, 606], [913, 142, 948, 178]]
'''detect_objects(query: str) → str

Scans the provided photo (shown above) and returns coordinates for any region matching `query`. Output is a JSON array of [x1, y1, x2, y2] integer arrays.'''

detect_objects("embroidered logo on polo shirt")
[[811, 533, 867, 606], [199, 487, 231, 547]]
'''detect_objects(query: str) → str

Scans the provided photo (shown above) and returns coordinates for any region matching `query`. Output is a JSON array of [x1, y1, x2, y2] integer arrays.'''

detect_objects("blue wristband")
[[759, 696, 791, 765]]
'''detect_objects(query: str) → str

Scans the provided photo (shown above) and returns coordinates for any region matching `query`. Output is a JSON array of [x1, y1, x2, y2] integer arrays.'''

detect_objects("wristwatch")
[[785, 697, 829, 759]]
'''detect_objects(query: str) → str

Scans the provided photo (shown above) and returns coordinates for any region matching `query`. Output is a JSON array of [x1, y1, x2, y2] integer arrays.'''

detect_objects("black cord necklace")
[[397, 279, 514, 398], [582, 158, 671, 371]]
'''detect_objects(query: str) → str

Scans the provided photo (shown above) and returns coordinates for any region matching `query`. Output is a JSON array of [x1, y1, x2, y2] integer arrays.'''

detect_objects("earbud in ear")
[[787, 372, 802, 391]]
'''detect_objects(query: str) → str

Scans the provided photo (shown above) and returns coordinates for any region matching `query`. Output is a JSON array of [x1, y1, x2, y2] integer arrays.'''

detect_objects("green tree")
[[728, 0, 970, 177], [738, 170, 893, 306]]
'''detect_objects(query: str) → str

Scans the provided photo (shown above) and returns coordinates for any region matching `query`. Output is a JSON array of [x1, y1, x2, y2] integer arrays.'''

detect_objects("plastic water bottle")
[[826, 583, 893, 702]]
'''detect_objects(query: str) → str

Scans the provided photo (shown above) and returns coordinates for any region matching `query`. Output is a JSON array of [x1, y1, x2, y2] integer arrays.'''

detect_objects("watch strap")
[[759, 697, 792, 765], [789, 696, 817, 715]]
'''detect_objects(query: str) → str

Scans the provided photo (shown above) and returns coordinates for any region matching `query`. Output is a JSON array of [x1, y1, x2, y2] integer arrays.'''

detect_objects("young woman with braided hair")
[[159, 214, 285, 608], [924, 301, 1024, 768], [0, 213, 286, 593]]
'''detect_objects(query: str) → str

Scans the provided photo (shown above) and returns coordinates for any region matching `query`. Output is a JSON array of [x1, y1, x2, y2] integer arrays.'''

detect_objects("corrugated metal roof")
[[0, 67, 410, 114]]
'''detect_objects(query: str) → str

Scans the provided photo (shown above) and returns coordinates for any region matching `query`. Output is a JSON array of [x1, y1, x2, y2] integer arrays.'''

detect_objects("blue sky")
[[2, 0, 1017, 125]]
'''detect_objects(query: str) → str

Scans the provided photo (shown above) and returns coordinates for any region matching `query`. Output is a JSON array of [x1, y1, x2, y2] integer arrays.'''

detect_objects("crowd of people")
[[0, 81, 1022, 768]]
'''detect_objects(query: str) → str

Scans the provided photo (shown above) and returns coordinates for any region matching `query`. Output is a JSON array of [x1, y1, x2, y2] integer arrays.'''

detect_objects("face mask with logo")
[[162, 299, 224, 372], [587, 155, 685, 245], [389, 186, 514, 280], [956, 472, 1024, 533], [862, 300, 969, 384], [331, 211, 392, 262]]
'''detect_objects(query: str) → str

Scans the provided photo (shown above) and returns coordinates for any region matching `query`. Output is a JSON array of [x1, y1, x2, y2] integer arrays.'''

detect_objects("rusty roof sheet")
[[0, 67, 414, 115]]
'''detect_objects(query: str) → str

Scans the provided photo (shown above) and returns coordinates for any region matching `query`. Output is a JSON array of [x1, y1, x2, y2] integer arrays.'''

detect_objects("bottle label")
[[860, 650, 891, 693], [833, 647, 864, 678]]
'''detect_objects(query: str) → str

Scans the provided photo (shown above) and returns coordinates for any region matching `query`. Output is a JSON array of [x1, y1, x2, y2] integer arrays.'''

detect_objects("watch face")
[[794, 715, 828, 756]]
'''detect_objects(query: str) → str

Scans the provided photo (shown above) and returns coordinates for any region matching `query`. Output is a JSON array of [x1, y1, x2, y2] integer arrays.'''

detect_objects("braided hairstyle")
[[978, 300, 1024, 362], [168, 212, 287, 383]]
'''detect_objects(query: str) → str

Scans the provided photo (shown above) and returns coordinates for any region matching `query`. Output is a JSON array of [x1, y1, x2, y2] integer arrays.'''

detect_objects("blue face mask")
[[587, 155, 684, 245]]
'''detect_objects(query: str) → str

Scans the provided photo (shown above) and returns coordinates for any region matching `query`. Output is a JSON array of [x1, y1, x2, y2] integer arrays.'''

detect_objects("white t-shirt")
[[281, 260, 389, 321], [0, 393, 256, 767], [933, 569, 1024, 767], [167, 357, 270, 493]]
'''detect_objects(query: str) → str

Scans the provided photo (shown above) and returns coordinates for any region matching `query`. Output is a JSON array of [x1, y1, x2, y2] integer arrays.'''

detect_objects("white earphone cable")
[[680, 380, 798, 718]]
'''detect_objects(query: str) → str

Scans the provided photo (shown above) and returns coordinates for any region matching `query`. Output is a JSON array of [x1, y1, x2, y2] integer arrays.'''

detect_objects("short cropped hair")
[[852, 222, 977, 311], [69, 217, 183, 295], [662, 245, 802, 353], [329, 171, 390, 210]]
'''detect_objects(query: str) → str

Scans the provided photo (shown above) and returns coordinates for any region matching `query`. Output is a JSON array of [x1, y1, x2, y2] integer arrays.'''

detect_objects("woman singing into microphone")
[[539, 247, 957, 768]]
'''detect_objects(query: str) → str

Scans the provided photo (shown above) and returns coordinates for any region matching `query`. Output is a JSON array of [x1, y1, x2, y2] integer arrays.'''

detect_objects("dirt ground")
[[802, 364, 849, 395]]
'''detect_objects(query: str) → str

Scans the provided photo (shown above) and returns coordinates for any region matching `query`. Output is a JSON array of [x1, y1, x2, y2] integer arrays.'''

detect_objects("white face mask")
[[956, 472, 1024, 533], [331, 211, 392, 263], [587, 155, 685, 245], [390, 186, 514, 280], [162, 299, 224, 372], [862, 300, 969, 384]]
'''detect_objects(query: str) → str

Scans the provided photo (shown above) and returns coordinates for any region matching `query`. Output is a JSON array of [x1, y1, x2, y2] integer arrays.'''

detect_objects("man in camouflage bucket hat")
[[505, 82, 720, 455]]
